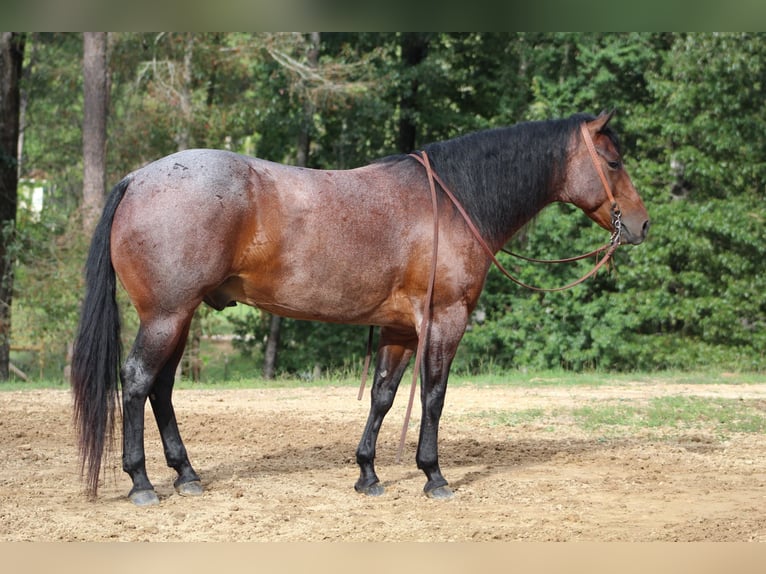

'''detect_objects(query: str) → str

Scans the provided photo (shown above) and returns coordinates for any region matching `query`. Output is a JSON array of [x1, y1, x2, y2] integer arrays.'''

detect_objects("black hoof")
[[425, 484, 454, 500], [355, 481, 385, 496], [129, 489, 160, 507], [175, 480, 203, 497]]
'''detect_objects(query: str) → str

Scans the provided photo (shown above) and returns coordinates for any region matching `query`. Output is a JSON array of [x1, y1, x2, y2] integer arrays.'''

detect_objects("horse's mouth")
[[621, 219, 650, 245]]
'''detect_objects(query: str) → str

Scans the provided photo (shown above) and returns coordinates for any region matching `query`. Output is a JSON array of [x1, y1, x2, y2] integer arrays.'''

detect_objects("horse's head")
[[561, 111, 649, 245]]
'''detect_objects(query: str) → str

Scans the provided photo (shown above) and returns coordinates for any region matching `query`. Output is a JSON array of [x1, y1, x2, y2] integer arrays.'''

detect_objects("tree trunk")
[[174, 33, 194, 152], [82, 32, 108, 236], [262, 32, 320, 380], [0, 33, 25, 380], [262, 313, 282, 380], [397, 33, 429, 153], [16, 34, 34, 179]]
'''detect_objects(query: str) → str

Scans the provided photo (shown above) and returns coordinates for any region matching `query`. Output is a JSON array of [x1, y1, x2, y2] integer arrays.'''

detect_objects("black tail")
[[70, 178, 130, 498]]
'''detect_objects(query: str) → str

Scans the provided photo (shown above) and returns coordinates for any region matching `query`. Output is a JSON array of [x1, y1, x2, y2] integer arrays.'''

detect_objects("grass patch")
[[573, 396, 766, 434], [572, 402, 639, 430], [463, 395, 766, 440]]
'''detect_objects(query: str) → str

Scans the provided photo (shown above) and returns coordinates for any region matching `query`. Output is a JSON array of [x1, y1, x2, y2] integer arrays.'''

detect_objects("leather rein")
[[358, 122, 623, 462]]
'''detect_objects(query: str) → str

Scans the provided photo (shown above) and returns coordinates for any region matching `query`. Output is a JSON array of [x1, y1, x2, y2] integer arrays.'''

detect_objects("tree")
[[397, 33, 430, 153], [9, 34, 86, 380], [9, 33, 766, 379], [456, 33, 766, 372], [0, 33, 25, 380], [82, 32, 108, 235], [622, 32, 766, 369]]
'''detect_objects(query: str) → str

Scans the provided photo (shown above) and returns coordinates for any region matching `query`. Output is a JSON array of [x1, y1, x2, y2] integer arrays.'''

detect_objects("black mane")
[[413, 113, 616, 244]]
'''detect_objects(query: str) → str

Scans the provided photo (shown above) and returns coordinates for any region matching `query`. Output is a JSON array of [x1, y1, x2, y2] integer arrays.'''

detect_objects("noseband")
[[579, 121, 623, 245]]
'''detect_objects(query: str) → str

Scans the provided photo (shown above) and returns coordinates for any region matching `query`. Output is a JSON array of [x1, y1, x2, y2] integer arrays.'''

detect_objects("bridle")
[[358, 122, 624, 462], [578, 121, 623, 247], [496, 122, 623, 288], [410, 122, 623, 293]]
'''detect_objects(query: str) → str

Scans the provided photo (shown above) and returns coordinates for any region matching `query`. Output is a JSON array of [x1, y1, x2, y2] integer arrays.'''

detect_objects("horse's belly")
[[214, 264, 414, 328]]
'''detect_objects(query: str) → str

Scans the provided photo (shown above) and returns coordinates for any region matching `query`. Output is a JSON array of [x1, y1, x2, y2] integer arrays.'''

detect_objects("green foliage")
[[458, 32, 766, 374], [227, 306, 372, 377], [20, 33, 84, 215], [10, 32, 766, 380], [646, 33, 766, 201]]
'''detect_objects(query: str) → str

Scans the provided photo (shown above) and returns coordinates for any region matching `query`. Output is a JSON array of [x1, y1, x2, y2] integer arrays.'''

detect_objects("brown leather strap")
[[579, 121, 617, 208], [501, 244, 610, 264]]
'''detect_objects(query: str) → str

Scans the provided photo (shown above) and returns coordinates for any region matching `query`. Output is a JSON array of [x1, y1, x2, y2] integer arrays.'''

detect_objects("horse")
[[70, 111, 649, 506]]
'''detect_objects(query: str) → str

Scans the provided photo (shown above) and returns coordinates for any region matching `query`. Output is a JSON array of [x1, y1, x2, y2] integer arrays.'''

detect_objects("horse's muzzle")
[[622, 218, 650, 245]]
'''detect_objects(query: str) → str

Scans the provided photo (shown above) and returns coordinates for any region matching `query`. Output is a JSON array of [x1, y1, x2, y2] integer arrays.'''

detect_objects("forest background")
[[6, 32, 766, 381]]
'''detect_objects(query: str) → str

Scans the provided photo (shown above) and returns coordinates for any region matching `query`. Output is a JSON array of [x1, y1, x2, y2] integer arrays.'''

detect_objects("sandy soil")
[[1, 380, 765, 542]]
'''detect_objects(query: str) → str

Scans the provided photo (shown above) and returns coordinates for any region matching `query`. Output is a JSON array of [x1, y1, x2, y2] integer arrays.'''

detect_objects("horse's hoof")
[[425, 485, 454, 500], [355, 482, 385, 496], [175, 480, 203, 497], [129, 489, 160, 507]]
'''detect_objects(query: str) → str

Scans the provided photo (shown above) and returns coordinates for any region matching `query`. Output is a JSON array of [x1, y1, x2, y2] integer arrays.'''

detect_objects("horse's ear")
[[587, 109, 616, 133]]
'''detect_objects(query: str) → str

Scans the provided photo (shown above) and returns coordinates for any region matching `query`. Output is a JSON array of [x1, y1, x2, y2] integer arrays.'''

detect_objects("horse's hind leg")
[[355, 327, 416, 496], [148, 324, 203, 497], [121, 312, 195, 506]]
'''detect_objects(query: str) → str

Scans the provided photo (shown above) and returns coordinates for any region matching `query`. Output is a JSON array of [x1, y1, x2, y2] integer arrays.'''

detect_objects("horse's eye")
[[607, 160, 621, 170]]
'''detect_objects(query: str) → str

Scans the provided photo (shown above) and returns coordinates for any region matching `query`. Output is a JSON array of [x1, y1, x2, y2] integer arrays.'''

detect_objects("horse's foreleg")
[[416, 313, 465, 499], [416, 362, 452, 499], [121, 314, 192, 506], [355, 328, 416, 496], [148, 328, 202, 498]]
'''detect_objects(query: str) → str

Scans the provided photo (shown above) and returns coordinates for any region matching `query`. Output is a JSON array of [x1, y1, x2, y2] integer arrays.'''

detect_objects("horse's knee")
[[370, 383, 396, 412], [416, 445, 438, 472], [121, 357, 154, 402]]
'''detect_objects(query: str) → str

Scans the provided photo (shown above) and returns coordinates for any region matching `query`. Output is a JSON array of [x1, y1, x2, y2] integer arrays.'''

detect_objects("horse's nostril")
[[642, 219, 650, 239]]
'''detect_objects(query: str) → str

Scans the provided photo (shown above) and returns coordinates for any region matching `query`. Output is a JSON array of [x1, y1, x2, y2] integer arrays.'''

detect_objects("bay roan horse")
[[71, 111, 649, 506]]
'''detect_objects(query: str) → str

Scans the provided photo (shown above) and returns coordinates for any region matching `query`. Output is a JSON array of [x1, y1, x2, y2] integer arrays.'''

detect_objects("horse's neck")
[[422, 124, 567, 251], [483, 169, 559, 252]]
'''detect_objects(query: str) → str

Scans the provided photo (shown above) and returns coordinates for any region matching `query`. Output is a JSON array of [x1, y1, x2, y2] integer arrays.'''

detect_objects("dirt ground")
[[1, 379, 765, 542]]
